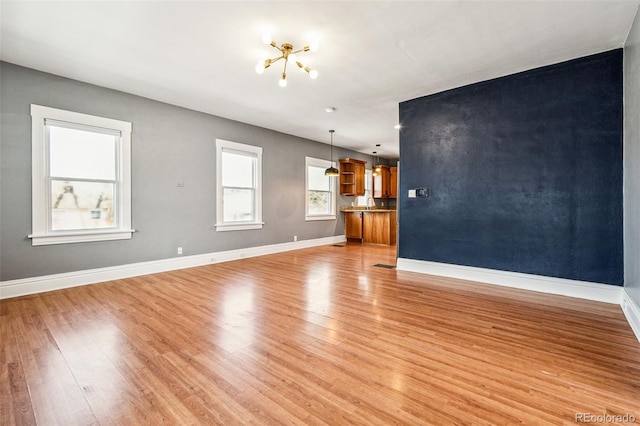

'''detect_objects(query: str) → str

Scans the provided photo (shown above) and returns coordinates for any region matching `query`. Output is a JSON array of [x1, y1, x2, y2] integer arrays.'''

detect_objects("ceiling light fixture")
[[372, 150, 383, 176], [372, 151, 379, 176], [255, 35, 318, 87], [325, 130, 339, 176]]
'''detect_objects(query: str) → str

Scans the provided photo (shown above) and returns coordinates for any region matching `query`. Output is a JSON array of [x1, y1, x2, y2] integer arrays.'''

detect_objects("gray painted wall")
[[625, 9, 640, 305], [0, 62, 372, 281]]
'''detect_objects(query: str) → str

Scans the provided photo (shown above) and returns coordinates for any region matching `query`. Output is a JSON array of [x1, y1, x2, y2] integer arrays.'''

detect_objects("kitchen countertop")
[[340, 207, 397, 212]]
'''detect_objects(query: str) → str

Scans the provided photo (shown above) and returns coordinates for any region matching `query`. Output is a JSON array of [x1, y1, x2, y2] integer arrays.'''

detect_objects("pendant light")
[[373, 144, 383, 175], [325, 129, 339, 176], [372, 152, 380, 176]]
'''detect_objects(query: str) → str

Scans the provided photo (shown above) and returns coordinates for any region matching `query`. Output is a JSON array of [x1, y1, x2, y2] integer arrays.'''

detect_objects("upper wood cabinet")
[[390, 166, 398, 198], [373, 165, 390, 198], [373, 165, 398, 199], [339, 158, 366, 196]]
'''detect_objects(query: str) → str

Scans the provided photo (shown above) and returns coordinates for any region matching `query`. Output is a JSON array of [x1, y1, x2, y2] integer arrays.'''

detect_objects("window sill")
[[28, 229, 136, 246], [215, 222, 264, 232], [305, 215, 337, 222]]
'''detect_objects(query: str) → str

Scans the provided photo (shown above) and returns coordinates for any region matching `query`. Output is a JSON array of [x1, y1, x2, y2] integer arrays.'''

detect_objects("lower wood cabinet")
[[363, 210, 397, 245], [344, 211, 363, 240], [344, 210, 396, 245]]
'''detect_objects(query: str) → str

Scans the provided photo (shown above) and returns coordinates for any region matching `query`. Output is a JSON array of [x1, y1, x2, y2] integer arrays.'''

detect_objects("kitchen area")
[[339, 158, 397, 246]]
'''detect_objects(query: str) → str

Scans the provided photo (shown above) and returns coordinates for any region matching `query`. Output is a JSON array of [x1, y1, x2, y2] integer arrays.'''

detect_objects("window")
[[305, 157, 336, 221], [355, 169, 373, 207], [216, 139, 263, 231], [29, 105, 133, 246]]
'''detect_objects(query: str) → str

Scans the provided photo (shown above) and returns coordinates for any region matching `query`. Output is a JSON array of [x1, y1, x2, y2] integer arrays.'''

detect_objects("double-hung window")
[[215, 139, 263, 231], [305, 157, 337, 221], [29, 105, 133, 246]]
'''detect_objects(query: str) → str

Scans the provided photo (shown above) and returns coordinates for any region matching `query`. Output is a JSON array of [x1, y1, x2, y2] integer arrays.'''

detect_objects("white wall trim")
[[396, 258, 623, 304], [0, 235, 346, 300], [622, 290, 640, 342]]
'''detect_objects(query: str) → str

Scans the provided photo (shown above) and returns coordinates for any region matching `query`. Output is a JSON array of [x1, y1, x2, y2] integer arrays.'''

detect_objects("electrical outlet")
[[177, 247, 183, 255], [294, 235, 298, 242]]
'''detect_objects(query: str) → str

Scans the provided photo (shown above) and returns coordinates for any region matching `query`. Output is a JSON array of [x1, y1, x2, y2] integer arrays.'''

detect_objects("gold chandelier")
[[255, 35, 318, 87]]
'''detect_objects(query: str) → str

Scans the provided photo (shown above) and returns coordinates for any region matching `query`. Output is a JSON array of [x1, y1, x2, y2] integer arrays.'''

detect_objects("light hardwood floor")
[[2, 243, 639, 425]]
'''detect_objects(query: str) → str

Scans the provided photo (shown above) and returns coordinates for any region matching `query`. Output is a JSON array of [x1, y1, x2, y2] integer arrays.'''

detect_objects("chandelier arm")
[[291, 47, 309, 55], [270, 41, 282, 51], [268, 55, 285, 63]]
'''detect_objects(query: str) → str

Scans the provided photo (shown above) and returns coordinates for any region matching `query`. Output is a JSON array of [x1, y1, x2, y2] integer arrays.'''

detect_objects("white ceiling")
[[2, 1, 638, 158]]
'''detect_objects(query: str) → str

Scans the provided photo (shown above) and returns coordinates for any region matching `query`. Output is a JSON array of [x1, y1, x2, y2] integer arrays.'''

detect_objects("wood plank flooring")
[[1, 243, 639, 425]]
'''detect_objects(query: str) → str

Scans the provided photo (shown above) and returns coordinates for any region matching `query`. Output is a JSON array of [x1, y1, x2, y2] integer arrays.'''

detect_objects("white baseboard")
[[0, 235, 346, 300], [396, 258, 623, 304], [622, 290, 640, 342]]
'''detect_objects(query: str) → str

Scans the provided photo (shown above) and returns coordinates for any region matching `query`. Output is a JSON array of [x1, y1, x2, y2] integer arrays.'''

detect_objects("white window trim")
[[29, 104, 134, 246], [305, 156, 337, 221], [215, 139, 263, 232]]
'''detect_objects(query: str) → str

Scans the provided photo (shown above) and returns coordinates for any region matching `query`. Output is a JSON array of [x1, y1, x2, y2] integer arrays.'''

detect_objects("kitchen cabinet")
[[340, 158, 366, 196], [344, 211, 363, 241], [373, 165, 392, 198], [343, 209, 396, 245], [363, 210, 397, 245], [390, 166, 398, 198]]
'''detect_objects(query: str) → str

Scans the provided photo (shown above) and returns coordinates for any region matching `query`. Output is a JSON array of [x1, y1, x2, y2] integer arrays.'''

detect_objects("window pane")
[[51, 180, 115, 230], [222, 151, 254, 188], [308, 190, 331, 215], [223, 188, 254, 222], [49, 126, 116, 180], [308, 165, 330, 191]]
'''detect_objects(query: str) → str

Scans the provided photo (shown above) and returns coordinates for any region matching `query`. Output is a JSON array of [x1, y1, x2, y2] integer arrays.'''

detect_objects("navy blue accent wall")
[[398, 50, 623, 285]]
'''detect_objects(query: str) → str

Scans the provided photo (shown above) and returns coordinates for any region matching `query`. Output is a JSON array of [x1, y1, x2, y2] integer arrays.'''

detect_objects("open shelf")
[[339, 158, 366, 196]]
